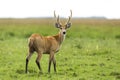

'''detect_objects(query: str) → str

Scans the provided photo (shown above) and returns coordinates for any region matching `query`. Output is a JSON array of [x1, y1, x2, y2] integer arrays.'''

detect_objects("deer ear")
[[66, 23, 71, 28], [55, 23, 61, 28]]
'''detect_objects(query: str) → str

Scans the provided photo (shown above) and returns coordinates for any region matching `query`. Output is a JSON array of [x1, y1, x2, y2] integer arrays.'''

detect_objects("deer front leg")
[[53, 57, 56, 72], [48, 51, 55, 73], [36, 52, 42, 73]]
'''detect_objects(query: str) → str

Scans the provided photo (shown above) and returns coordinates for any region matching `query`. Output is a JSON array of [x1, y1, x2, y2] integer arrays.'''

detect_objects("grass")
[[0, 18, 120, 80]]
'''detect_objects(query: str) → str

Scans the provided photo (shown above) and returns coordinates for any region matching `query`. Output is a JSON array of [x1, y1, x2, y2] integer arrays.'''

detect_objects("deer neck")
[[54, 32, 66, 45]]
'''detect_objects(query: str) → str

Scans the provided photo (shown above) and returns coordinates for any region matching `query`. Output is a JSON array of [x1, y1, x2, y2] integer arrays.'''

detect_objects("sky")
[[0, 0, 120, 19]]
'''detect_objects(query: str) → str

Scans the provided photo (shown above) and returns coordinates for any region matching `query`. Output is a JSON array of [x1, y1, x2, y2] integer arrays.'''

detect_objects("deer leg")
[[48, 52, 54, 73], [36, 52, 42, 72], [25, 52, 33, 73], [53, 57, 56, 72]]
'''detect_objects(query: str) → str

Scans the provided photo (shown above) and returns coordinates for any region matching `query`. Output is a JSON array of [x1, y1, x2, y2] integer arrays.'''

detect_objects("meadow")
[[0, 18, 120, 80]]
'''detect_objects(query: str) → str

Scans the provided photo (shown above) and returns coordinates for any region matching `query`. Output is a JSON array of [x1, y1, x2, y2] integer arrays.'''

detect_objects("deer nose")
[[63, 32, 66, 34]]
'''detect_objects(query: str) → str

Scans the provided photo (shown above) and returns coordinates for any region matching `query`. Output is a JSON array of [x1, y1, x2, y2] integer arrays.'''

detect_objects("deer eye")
[[60, 27, 63, 29]]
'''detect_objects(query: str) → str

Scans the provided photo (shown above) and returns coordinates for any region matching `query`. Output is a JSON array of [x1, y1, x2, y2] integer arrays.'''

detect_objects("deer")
[[25, 10, 72, 73]]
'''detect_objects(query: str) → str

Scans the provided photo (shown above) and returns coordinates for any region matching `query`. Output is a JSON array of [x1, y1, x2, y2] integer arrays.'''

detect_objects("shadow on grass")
[[16, 69, 37, 74], [110, 71, 120, 79], [16, 69, 57, 75], [16, 69, 76, 78]]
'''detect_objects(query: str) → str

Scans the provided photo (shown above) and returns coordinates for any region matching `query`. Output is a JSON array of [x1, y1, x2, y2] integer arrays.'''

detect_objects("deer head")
[[54, 10, 72, 35]]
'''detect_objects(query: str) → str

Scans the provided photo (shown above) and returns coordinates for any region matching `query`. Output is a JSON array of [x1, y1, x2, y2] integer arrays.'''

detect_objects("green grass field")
[[0, 19, 120, 80]]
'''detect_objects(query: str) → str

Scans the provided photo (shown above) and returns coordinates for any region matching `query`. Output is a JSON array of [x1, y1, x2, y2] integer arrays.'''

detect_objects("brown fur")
[[29, 33, 63, 54]]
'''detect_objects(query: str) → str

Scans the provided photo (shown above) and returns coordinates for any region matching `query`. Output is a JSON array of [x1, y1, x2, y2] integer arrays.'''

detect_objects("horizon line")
[[0, 16, 120, 20]]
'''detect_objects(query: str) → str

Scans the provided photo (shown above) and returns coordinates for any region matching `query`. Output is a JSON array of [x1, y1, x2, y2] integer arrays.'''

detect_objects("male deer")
[[25, 10, 72, 73]]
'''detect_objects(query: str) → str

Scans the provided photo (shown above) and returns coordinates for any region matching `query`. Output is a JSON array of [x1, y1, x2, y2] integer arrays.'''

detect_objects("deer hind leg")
[[25, 51, 33, 73], [36, 52, 42, 72]]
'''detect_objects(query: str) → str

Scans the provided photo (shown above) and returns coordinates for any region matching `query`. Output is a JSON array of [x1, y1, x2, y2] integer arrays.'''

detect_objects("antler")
[[54, 10, 60, 23], [67, 10, 72, 23], [54, 10, 57, 19]]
